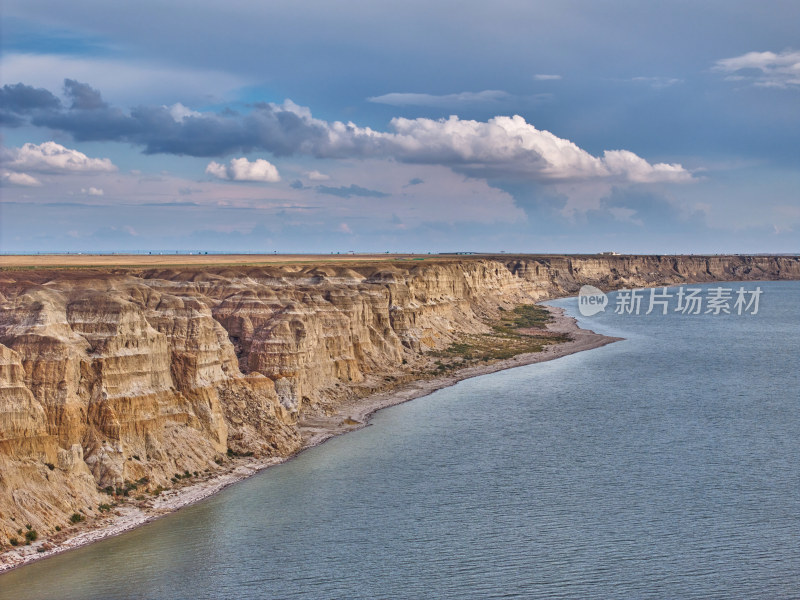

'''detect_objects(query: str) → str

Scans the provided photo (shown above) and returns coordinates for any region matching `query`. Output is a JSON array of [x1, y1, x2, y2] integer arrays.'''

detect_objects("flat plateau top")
[[0, 253, 451, 269], [0, 253, 788, 271]]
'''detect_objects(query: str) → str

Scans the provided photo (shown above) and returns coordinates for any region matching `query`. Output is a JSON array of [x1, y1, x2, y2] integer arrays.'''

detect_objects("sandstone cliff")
[[0, 254, 798, 542]]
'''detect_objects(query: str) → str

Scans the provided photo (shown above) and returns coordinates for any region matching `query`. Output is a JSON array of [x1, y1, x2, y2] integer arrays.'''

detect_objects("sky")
[[1, 0, 798, 254]]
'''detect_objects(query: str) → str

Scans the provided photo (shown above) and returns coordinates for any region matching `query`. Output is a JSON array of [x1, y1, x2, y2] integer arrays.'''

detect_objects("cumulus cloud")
[[376, 115, 692, 182], [4, 79, 692, 185], [1, 171, 42, 186], [206, 157, 281, 182], [81, 186, 105, 196], [601, 150, 690, 183], [534, 74, 562, 81], [367, 90, 510, 107], [3, 141, 117, 174], [714, 50, 800, 89]]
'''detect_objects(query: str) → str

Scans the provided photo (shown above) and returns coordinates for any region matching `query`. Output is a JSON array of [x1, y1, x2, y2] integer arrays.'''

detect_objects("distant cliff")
[[1, 254, 798, 542]]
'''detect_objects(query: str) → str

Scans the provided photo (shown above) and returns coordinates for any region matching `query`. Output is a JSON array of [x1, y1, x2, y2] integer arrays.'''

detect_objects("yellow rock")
[[0, 255, 797, 537]]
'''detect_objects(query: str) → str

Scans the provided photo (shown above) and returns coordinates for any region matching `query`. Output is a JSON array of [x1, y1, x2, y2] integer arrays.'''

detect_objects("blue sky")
[[1, 0, 798, 253]]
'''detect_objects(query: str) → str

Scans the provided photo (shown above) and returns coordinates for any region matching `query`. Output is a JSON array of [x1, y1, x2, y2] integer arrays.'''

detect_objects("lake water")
[[2, 281, 798, 599]]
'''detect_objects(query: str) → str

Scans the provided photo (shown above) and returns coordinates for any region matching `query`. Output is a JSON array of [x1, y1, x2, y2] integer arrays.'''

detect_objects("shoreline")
[[0, 303, 621, 574]]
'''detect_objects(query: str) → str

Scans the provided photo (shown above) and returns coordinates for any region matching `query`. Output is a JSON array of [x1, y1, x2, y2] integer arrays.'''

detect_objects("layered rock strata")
[[0, 254, 797, 540]]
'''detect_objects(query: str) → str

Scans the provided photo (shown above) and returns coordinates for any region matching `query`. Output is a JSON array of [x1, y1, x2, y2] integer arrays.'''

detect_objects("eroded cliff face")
[[0, 255, 798, 540]]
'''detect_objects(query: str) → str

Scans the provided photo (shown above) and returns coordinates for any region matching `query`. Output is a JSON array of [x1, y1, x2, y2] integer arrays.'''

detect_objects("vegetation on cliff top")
[[429, 305, 570, 371]]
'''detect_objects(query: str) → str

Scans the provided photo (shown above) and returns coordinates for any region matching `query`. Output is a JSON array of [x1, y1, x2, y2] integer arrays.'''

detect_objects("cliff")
[[0, 254, 798, 543]]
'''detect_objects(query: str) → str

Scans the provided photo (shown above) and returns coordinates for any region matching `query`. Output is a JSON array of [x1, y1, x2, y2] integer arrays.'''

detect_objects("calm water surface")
[[2, 281, 798, 599]]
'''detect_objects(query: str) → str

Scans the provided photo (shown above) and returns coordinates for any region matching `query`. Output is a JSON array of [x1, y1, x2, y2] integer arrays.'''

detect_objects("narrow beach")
[[0, 304, 621, 574]]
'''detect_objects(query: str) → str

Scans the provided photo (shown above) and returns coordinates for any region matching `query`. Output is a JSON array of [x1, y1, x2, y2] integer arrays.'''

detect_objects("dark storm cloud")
[[0, 83, 61, 112], [23, 82, 333, 157], [64, 79, 107, 109], [0, 82, 62, 125]]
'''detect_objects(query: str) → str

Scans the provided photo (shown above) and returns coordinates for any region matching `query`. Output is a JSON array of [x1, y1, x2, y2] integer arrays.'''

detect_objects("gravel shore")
[[0, 304, 620, 574]]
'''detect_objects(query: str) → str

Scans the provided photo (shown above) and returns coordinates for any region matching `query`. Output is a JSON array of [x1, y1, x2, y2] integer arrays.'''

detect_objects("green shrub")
[[69, 513, 84, 524], [98, 503, 112, 512], [45, 462, 55, 471], [55, 526, 61, 532], [9, 537, 19, 547], [25, 529, 37, 543]]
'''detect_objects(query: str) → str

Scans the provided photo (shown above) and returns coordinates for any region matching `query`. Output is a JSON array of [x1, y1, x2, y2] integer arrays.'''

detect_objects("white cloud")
[[367, 90, 510, 107], [270, 107, 691, 184], [0, 156, 526, 233], [81, 187, 105, 196], [714, 50, 800, 89], [206, 157, 281, 182], [344, 114, 693, 183], [534, 74, 562, 81], [337, 222, 353, 234], [4, 142, 117, 174], [205, 162, 228, 180], [601, 150, 691, 183], [305, 170, 330, 181], [1, 171, 42, 186]]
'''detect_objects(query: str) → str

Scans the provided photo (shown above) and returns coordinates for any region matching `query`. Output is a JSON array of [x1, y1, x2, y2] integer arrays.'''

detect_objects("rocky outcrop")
[[0, 254, 797, 540]]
